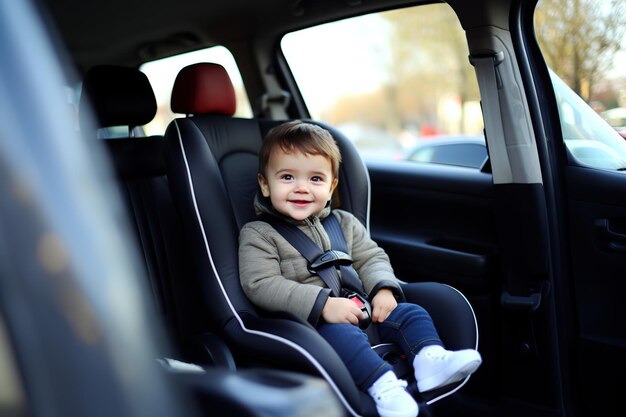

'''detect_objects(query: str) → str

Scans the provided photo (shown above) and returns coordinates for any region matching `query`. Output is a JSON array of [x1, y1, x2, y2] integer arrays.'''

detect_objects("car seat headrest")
[[170, 63, 236, 116], [79, 65, 157, 131]]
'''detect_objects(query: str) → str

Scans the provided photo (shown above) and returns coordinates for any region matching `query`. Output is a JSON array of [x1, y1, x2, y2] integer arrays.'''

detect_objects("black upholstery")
[[80, 65, 213, 359], [165, 114, 366, 415], [109, 138, 211, 353], [80, 65, 157, 132], [164, 63, 479, 416]]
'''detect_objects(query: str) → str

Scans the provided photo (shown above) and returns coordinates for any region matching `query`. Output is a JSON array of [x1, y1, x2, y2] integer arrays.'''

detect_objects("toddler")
[[239, 120, 481, 417]]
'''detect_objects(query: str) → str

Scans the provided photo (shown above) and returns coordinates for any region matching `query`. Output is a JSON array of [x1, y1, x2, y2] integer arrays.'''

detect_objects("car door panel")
[[564, 166, 626, 417], [366, 161, 497, 291], [366, 161, 501, 404], [374, 233, 492, 290]]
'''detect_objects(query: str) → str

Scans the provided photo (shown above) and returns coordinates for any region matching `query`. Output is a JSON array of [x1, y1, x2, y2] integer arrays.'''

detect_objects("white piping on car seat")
[[372, 284, 479, 406], [173, 120, 364, 417], [425, 284, 480, 405]]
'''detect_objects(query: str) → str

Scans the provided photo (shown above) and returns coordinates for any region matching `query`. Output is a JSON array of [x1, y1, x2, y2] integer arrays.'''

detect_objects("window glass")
[[140, 46, 253, 136], [536, 0, 626, 171], [281, 4, 484, 166]]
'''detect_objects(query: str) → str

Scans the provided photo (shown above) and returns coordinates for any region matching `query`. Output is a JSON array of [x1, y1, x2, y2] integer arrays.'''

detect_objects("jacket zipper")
[[305, 216, 330, 250]]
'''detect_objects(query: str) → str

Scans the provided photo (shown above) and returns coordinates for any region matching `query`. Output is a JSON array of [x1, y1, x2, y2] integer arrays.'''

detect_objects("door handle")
[[593, 218, 626, 253]]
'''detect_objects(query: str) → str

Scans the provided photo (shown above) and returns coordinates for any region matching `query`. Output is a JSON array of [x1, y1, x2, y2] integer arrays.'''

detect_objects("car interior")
[[6, 0, 625, 416]]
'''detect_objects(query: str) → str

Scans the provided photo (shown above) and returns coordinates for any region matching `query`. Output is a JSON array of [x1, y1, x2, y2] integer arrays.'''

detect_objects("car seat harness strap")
[[262, 214, 372, 329]]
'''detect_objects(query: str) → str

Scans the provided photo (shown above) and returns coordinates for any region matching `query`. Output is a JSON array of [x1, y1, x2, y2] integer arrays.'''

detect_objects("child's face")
[[259, 148, 338, 221]]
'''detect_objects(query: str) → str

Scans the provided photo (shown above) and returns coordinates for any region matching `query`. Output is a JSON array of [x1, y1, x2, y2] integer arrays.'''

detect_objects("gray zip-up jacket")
[[238, 196, 404, 326]]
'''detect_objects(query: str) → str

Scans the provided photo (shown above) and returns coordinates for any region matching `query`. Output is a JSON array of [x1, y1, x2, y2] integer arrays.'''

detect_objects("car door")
[[503, 0, 626, 415], [562, 164, 626, 417], [369, 2, 626, 415], [523, 30, 626, 417]]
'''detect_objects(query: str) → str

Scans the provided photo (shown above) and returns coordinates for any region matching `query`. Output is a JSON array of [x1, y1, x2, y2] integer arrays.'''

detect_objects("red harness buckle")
[[345, 292, 372, 329]]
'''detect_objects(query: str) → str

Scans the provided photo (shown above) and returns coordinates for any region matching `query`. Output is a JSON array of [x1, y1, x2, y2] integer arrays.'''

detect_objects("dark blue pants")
[[317, 302, 443, 390]]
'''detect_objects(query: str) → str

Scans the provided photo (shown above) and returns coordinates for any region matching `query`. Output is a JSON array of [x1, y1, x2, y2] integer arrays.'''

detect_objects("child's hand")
[[371, 288, 397, 323], [322, 297, 364, 325]]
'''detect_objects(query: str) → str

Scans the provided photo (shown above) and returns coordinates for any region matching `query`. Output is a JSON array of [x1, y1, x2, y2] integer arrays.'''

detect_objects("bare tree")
[[382, 4, 479, 134], [535, 0, 626, 101]]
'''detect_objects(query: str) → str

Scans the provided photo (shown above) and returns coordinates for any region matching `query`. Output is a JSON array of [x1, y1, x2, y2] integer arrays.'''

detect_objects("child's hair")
[[259, 120, 342, 178]]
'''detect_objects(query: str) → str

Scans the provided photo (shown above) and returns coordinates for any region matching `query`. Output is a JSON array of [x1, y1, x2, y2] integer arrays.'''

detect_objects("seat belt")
[[470, 52, 543, 312], [256, 59, 291, 119], [471, 53, 546, 370], [262, 214, 365, 296], [262, 214, 372, 329], [260, 90, 291, 119], [470, 51, 513, 184], [264, 214, 411, 376], [263, 215, 344, 296]]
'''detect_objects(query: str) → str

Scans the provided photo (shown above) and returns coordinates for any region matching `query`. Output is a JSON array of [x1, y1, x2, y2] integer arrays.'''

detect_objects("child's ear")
[[330, 177, 338, 194], [258, 173, 270, 197]]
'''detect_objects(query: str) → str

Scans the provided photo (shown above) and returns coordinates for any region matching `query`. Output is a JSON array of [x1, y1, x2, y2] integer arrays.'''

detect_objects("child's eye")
[[311, 176, 323, 182], [280, 174, 293, 181]]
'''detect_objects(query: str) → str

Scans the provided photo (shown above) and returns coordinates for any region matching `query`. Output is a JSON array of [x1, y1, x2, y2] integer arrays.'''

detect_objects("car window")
[[140, 46, 253, 136], [535, 0, 626, 172], [550, 70, 626, 171], [281, 4, 484, 167]]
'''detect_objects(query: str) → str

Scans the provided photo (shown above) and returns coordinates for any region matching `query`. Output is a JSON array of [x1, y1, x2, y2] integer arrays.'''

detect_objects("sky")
[[281, 14, 392, 114]]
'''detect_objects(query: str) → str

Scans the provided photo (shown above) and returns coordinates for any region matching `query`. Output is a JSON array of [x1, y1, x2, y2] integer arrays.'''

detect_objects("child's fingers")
[[373, 306, 386, 323], [342, 302, 362, 325], [322, 297, 365, 325], [372, 303, 393, 323], [350, 304, 363, 323]]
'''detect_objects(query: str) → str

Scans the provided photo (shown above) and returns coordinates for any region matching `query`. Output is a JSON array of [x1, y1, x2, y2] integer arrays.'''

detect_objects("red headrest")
[[170, 63, 236, 116]]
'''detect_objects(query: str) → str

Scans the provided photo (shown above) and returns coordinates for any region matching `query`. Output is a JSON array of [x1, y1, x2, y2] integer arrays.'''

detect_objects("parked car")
[[405, 135, 488, 169], [5, 0, 626, 417]]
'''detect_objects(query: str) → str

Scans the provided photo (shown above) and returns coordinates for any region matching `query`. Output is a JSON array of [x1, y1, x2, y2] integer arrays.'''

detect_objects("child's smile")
[[259, 149, 338, 221], [290, 199, 312, 207]]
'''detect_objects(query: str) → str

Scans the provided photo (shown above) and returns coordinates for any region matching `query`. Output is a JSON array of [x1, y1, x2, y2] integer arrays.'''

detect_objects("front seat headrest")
[[80, 65, 157, 131], [170, 63, 236, 116]]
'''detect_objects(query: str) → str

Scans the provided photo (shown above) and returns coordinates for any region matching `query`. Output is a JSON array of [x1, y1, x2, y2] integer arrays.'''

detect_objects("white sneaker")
[[413, 345, 482, 393], [367, 370, 419, 417]]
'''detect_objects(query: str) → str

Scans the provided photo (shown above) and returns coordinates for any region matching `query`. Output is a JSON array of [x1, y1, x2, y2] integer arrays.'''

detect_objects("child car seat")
[[164, 62, 479, 417]]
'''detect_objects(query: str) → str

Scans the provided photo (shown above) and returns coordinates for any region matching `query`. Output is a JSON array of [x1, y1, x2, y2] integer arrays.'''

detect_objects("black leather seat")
[[79, 65, 217, 361], [164, 62, 479, 416], [79, 64, 351, 417]]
